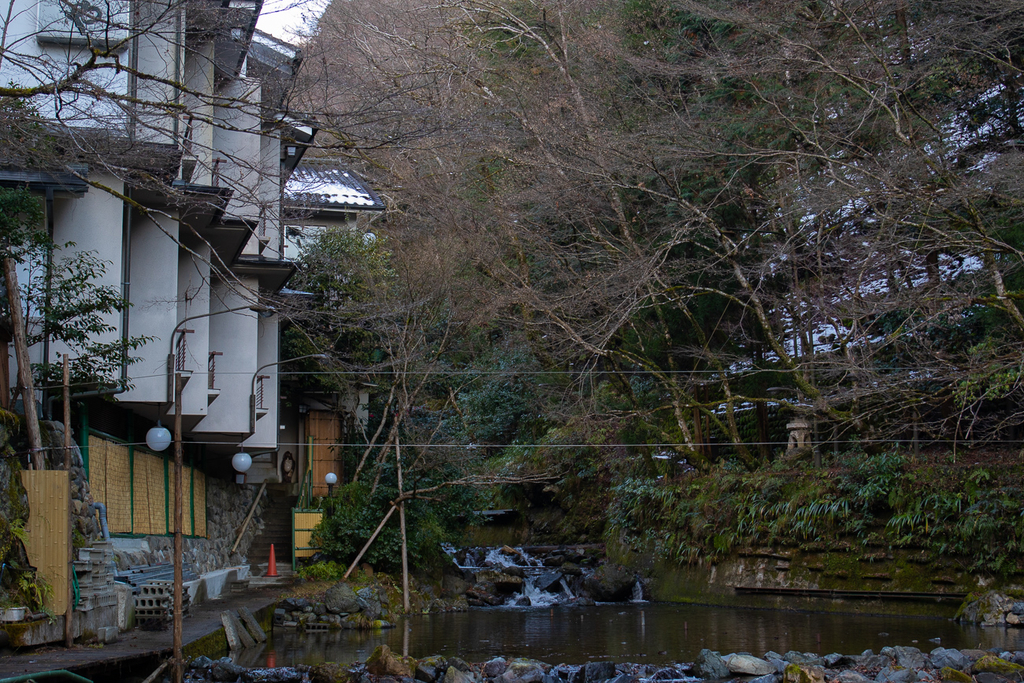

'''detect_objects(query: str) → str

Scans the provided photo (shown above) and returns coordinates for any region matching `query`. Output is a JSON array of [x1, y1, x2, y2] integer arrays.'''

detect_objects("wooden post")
[[342, 504, 397, 580], [173, 372, 183, 683], [63, 354, 74, 647], [397, 441, 410, 614], [4, 257, 43, 468]]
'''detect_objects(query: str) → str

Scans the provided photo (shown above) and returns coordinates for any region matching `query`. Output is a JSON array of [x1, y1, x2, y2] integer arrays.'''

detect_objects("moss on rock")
[[784, 663, 825, 683], [973, 655, 1024, 677], [941, 667, 973, 683], [310, 662, 355, 683]]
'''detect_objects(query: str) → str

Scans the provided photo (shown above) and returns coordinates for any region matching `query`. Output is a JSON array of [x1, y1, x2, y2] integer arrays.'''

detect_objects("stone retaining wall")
[[38, 421, 267, 576], [608, 540, 1022, 617]]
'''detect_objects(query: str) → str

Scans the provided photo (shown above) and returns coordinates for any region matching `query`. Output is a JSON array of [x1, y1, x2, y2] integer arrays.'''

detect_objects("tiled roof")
[[285, 164, 385, 211]]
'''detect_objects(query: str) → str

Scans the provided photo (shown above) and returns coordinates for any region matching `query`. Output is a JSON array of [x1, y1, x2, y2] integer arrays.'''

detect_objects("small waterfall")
[[449, 544, 632, 608], [520, 575, 562, 607]]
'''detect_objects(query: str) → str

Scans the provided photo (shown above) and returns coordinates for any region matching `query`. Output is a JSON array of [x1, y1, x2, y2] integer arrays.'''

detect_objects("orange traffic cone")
[[267, 544, 278, 577]]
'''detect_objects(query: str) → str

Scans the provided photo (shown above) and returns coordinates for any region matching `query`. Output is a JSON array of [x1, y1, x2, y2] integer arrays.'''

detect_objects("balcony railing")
[[255, 375, 270, 410], [174, 329, 194, 372], [208, 351, 224, 389]]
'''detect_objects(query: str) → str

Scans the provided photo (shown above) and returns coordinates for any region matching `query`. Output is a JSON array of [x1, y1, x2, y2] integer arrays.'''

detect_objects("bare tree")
[[298, 0, 1024, 466]]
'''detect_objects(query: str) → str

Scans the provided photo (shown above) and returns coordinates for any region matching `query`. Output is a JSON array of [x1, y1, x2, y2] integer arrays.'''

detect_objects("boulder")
[[535, 572, 565, 594], [417, 656, 447, 683], [606, 675, 636, 683], [727, 655, 776, 676], [484, 658, 509, 678], [442, 574, 472, 596], [365, 645, 412, 678], [584, 662, 617, 682], [448, 668, 478, 683], [957, 592, 1015, 626], [582, 564, 636, 602], [941, 668, 973, 683], [211, 659, 246, 682], [931, 649, 971, 671], [875, 668, 917, 683], [475, 570, 525, 594], [358, 587, 385, 621], [279, 598, 309, 612], [694, 650, 730, 679], [837, 672, 872, 683], [783, 664, 824, 683], [324, 583, 364, 615], [310, 662, 354, 683], [892, 647, 927, 670], [502, 658, 549, 683], [749, 675, 780, 683], [973, 655, 1024, 679], [977, 675, 1015, 683], [191, 656, 215, 669], [784, 653, 825, 667], [243, 669, 305, 683]]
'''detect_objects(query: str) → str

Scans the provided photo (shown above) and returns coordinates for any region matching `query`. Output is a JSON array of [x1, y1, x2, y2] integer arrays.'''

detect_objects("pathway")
[[0, 586, 286, 681]]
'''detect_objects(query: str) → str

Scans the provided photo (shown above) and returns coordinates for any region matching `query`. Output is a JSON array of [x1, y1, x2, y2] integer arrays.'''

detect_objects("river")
[[246, 602, 1024, 668]]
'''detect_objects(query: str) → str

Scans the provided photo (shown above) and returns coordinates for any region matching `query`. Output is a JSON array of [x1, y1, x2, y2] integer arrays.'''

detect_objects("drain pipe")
[[90, 502, 110, 541], [0, 671, 94, 683]]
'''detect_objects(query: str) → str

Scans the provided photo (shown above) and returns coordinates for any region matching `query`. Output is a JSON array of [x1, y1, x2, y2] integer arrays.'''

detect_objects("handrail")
[[296, 469, 313, 509]]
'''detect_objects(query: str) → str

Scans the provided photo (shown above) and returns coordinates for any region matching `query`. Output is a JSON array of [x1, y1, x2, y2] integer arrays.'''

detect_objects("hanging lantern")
[[146, 422, 171, 452], [232, 451, 252, 484]]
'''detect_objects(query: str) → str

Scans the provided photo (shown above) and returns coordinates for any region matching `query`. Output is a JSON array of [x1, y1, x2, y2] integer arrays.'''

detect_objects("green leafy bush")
[[311, 467, 479, 573]]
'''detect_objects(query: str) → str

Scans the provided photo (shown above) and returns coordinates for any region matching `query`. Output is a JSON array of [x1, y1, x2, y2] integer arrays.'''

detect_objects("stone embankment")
[[274, 580, 468, 632], [184, 643, 1024, 683]]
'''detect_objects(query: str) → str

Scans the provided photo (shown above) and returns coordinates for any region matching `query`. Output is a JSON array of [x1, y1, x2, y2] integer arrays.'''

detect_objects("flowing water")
[[245, 602, 1024, 669]]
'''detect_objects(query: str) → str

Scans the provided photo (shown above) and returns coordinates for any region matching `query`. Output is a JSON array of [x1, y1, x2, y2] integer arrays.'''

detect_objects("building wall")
[[120, 211, 180, 405]]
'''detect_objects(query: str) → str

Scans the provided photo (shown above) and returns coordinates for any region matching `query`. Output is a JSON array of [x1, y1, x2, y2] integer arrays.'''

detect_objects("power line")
[[109, 437, 1024, 450]]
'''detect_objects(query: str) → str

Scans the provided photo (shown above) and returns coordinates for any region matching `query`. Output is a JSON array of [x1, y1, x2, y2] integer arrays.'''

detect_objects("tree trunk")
[[397, 440, 410, 614], [4, 257, 42, 468]]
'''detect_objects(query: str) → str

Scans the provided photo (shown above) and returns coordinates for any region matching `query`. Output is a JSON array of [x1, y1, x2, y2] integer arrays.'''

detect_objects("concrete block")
[[238, 606, 267, 642], [115, 583, 134, 632], [221, 610, 256, 650]]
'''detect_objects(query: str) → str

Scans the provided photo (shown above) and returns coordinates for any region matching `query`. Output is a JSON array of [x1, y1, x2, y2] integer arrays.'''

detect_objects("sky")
[[256, 0, 328, 42]]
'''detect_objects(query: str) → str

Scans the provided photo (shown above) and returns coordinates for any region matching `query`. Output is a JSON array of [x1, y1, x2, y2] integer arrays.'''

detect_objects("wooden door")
[[306, 410, 342, 496]]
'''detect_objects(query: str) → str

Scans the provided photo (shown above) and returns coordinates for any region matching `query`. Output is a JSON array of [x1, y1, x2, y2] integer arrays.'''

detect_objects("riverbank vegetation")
[[608, 448, 1024, 575]]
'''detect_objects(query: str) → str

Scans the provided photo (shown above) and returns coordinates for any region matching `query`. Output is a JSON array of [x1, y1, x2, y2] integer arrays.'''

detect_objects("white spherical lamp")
[[146, 423, 172, 452], [325, 472, 338, 496], [232, 451, 252, 473]]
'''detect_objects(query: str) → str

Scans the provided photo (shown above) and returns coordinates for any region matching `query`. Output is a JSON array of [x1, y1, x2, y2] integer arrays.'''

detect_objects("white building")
[[0, 0, 324, 545]]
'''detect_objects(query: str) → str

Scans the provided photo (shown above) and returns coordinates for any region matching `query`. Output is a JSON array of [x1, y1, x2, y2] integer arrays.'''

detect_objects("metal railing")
[[208, 351, 223, 389], [254, 374, 269, 410], [174, 329, 193, 372]]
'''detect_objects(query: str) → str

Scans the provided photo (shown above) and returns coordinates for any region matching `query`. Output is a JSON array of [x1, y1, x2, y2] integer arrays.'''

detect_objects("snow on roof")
[[251, 29, 299, 60], [285, 164, 385, 211]]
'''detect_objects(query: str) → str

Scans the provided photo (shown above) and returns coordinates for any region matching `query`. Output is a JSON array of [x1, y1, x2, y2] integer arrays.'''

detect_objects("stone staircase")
[[246, 490, 298, 583]]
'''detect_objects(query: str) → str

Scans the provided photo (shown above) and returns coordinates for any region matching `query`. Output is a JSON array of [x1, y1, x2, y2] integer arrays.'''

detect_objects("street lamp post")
[[325, 472, 337, 497], [147, 301, 270, 683], [248, 354, 328, 435]]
